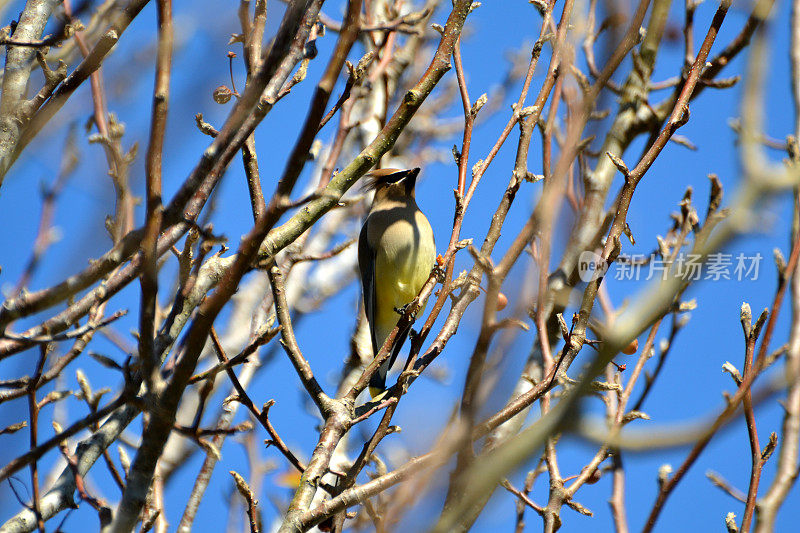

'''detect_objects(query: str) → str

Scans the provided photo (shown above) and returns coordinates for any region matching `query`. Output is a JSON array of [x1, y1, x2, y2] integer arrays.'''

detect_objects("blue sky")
[[1, 0, 798, 531]]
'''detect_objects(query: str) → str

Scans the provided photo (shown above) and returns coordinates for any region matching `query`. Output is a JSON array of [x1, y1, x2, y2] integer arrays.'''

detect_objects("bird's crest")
[[361, 168, 419, 192]]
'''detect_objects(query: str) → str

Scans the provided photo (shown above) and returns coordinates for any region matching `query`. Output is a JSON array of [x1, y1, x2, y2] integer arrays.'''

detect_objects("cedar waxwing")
[[358, 168, 435, 398]]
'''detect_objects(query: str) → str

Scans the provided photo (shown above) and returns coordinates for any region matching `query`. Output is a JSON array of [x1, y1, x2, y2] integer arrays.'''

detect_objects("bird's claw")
[[394, 303, 417, 319]]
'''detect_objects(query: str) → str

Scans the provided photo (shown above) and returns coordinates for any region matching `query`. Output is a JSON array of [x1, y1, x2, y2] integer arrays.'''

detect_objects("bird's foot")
[[393, 302, 418, 319]]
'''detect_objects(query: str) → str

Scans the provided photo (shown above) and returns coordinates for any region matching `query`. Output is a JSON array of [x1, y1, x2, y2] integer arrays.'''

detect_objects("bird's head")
[[362, 167, 421, 200]]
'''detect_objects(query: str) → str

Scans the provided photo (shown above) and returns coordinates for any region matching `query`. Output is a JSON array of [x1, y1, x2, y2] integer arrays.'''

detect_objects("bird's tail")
[[368, 369, 388, 400], [368, 323, 411, 399]]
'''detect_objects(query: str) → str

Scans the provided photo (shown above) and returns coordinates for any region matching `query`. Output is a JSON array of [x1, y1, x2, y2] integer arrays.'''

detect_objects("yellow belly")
[[372, 215, 435, 351]]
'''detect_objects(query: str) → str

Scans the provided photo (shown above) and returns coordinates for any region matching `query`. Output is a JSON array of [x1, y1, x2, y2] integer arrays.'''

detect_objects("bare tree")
[[0, 0, 798, 531]]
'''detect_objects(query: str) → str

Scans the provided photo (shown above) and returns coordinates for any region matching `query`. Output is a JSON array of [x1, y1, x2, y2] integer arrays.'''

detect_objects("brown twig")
[[208, 327, 307, 474], [27, 346, 48, 533], [268, 265, 331, 415], [1, 310, 127, 343], [741, 303, 764, 531], [230, 471, 260, 533]]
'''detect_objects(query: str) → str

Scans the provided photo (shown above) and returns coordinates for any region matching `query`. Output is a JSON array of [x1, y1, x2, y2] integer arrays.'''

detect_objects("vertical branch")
[[551, 0, 665, 296], [598, 217, 694, 531], [140, 0, 173, 391], [152, 468, 167, 533], [453, 37, 472, 198], [740, 303, 762, 532], [609, 454, 629, 533], [231, 471, 260, 533], [63, 0, 133, 242], [242, 137, 265, 220], [27, 346, 48, 533], [0, 0, 59, 184], [241, 0, 268, 221]]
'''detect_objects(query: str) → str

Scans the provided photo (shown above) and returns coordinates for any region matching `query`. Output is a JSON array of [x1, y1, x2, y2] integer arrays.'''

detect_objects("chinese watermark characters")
[[612, 252, 763, 282]]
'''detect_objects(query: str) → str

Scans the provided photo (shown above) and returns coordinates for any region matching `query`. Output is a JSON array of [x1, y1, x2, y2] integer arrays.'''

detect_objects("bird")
[[358, 167, 435, 399]]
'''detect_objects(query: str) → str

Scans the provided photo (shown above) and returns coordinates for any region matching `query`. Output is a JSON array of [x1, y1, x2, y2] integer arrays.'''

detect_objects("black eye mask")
[[362, 167, 420, 193]]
